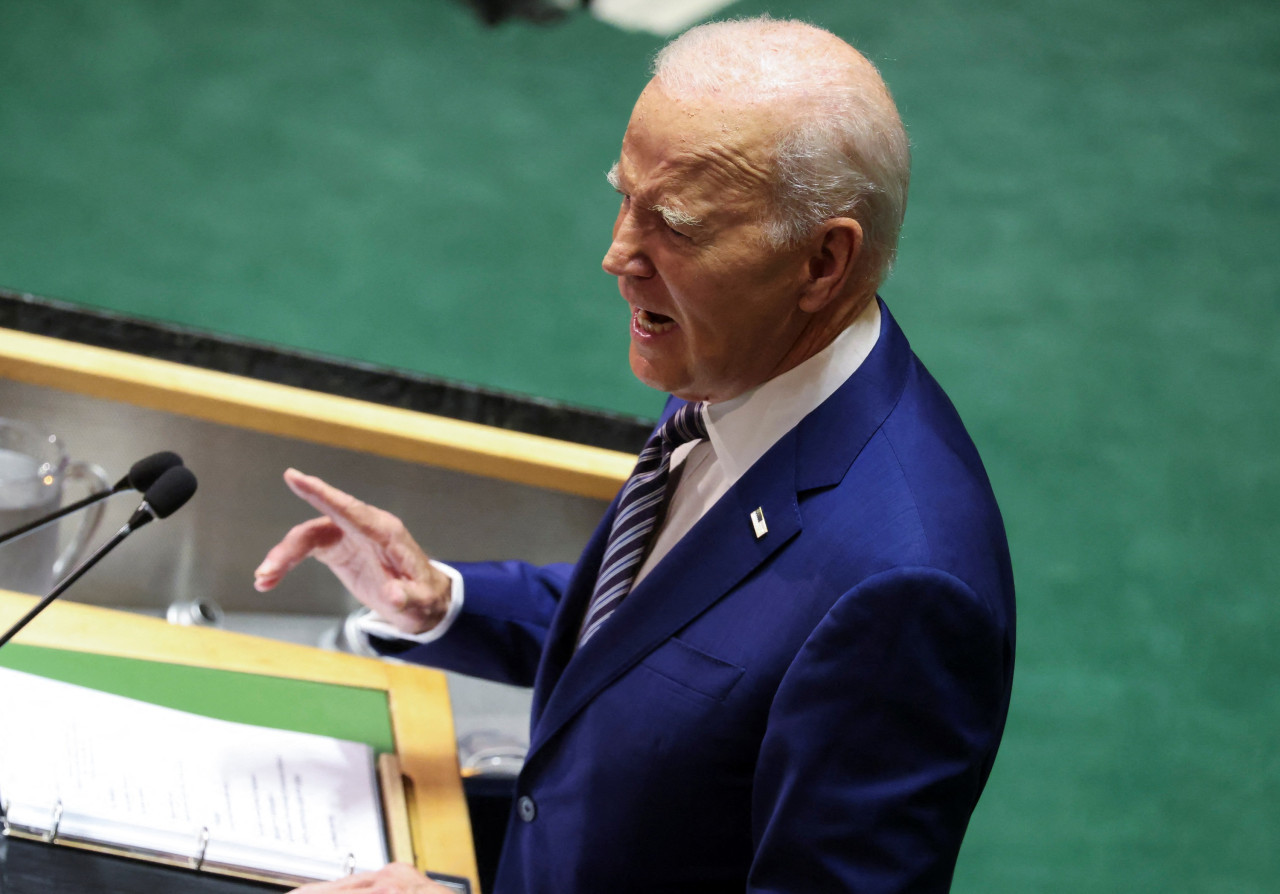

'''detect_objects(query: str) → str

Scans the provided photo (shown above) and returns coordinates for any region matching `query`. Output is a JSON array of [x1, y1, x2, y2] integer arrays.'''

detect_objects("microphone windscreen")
[[124, 451, 184, 491], [144, 466, 198, 518]]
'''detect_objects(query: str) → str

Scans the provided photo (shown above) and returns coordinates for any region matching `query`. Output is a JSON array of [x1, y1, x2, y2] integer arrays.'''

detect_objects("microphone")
[[0, 451, 184, 546], [115, 450, 184, 493], [0, 466, 198, 650], [124, 465, 197, 529]]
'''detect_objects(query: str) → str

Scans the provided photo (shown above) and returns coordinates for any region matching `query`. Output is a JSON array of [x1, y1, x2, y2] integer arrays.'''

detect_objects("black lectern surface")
[[0, 836, 286, 893]]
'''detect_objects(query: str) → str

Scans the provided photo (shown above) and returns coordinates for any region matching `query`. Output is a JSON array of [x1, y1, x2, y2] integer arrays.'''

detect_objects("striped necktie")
[[578, 402, 708, 646]]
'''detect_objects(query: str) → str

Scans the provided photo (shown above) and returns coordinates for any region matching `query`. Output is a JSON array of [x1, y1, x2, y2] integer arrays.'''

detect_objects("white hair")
[[652, 16, 911, 297]]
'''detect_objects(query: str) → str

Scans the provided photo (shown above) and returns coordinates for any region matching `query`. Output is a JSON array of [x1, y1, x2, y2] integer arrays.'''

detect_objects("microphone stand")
[[0, 489, 115, 546], [0, 509, 154, 650]]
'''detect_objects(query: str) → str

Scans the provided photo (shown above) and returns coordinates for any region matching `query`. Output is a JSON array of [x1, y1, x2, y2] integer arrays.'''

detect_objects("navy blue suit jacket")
[[381, 301, 1015, 893]]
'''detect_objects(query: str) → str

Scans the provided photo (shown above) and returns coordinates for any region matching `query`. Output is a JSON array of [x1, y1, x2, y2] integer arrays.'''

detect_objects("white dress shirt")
[[357, 299, 881, 647]]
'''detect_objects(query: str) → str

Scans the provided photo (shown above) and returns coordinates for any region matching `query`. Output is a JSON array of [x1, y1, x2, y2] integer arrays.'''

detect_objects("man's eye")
[[662, 219, 692, 240]]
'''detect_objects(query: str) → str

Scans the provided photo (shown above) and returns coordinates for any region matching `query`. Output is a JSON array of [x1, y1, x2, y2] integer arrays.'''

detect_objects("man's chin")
[[629, 349, 684, 395]]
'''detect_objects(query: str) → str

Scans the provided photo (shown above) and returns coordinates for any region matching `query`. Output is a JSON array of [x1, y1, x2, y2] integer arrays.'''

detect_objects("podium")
[[0, 589, 479, 892]]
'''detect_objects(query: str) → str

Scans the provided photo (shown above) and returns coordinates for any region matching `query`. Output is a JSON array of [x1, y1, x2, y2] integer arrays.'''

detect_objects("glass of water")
[[0, 418, 111, 595]]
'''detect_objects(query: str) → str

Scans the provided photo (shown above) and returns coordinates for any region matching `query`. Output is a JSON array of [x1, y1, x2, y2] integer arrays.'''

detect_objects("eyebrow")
[[607, 162, 704, 230], [653, 203, 703, 230]]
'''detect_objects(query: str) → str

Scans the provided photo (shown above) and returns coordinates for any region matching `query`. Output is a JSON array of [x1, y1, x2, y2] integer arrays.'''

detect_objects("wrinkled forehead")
[[618, 82, 783, 206]]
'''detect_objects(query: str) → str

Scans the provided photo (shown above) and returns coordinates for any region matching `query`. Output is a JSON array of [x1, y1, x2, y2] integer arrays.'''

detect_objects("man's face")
[[602, 84, 816, 404]]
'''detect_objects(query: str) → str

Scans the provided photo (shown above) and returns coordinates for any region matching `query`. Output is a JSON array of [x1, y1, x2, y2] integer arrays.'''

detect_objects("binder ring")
[[45, 799, 63, 843], [194, 826, 211, 870], [342, 852, 356, 876]]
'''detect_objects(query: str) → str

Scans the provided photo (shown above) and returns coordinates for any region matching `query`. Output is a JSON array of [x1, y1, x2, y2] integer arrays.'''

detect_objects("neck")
[[763, 292, 876, 384]]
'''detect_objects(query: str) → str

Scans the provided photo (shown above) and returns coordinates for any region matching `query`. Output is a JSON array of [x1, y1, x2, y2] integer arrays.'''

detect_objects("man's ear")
[[799, 218, 863, 313]]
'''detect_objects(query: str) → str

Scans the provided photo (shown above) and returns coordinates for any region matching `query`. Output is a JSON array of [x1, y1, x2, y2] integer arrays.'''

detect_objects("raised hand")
[[253, 469, 453, 636]]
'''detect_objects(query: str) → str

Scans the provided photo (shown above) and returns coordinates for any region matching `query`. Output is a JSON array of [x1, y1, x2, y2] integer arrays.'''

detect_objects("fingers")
[[256, 470, 447, 633], [289, 872, 372, 891], [379, 863, 456, 892], [254, 516, 345, 591], [283, 469, 435, 580], [287, 863, 452, 893], [255, 468, 396, 592], [284, 469, 400, 544]]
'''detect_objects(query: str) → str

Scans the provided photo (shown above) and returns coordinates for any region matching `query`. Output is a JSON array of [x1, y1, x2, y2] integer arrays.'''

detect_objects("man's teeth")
[[636, 309, 676, 334]]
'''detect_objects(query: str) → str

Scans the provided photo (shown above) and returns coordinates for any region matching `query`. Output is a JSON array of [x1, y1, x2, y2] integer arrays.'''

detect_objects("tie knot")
[[657, 401, 708, 450]]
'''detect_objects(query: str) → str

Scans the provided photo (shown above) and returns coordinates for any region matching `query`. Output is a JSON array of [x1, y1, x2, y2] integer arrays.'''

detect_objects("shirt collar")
[[698, 298, 881, 482]]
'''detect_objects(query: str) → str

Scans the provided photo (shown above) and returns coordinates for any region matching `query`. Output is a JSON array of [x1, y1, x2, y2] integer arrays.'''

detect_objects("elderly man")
[[258, 16, 1014, 894]]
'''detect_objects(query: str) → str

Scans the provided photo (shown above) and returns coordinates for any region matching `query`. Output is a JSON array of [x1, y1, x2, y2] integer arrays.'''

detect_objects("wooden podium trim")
[[0, 327, 632, 500]]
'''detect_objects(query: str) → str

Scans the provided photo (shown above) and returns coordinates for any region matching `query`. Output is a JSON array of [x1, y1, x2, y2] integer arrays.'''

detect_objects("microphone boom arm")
[[0, 518, 138, 649]]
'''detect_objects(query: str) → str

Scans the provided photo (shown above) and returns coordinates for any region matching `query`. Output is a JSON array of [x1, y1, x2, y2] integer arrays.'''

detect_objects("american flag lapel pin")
[[750, 507, 768, 540]]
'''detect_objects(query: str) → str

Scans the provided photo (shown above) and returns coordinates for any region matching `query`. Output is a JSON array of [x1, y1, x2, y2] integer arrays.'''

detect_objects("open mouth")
[[634, 307, 676, 334]]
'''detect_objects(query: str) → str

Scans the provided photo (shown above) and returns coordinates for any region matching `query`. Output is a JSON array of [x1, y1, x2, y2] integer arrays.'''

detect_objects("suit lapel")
[[525, 400, 686, 726], [528, 431, 803, 757], [526, 299, 914, 758], [528, 508, 611, 725], [794, 297, 912, 491]]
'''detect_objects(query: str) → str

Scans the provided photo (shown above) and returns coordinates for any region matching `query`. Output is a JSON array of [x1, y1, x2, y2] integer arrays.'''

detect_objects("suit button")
[[517, 795, 537, 822]]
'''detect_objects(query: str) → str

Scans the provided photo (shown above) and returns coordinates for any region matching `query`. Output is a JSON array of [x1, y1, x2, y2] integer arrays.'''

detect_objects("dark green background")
[[2, 1, 1277, 890]]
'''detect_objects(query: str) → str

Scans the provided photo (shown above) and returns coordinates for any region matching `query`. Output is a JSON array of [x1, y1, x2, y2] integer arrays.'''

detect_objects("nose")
[[602, 205, 654, 278]]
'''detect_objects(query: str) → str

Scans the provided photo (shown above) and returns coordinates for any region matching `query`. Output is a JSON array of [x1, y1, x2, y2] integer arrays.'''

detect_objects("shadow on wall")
[[463, 0, 585, 26]]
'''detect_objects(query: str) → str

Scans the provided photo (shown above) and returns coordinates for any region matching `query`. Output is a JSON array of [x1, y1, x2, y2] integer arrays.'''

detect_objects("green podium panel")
[[0, 643, 395, 754]]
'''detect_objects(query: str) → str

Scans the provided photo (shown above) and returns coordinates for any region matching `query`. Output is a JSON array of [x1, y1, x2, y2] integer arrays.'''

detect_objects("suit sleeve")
[[369, 560, 574, 687], [748, 566, 1011, 893]]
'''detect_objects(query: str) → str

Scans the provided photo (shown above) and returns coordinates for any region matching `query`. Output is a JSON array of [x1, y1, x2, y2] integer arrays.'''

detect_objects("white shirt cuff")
[[352, 560, 465, 647]]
